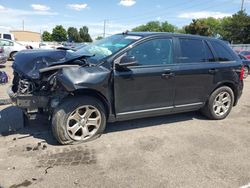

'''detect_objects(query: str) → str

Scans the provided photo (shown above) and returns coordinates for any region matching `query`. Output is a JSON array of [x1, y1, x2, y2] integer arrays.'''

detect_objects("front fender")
[[56, 66, 112, 98]]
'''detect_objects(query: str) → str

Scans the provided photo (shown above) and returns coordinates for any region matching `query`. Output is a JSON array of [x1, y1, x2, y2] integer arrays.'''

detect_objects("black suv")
[[8, 32, 244, 144]]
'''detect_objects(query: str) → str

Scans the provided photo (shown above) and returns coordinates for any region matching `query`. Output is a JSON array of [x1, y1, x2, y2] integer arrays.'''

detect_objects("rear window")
[[178, 38, 214, 63], [3, 34, 11, 40], [210, 41, 234, 61]]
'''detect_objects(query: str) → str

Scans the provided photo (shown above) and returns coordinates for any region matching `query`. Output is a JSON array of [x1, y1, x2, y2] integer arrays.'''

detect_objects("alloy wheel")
[[213, 91, 232, 117], [66, 105, 102, 141]]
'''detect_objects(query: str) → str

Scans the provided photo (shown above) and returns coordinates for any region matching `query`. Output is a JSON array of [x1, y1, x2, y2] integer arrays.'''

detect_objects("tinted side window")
[[210, 41, 234, 61], [3, 34, 11, 40], [179, 38, 214, 63], [127, 38, 173, 66]]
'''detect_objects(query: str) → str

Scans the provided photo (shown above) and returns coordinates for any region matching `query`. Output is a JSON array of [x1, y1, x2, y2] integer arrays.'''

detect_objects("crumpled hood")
[[13, 49, 92, 79]]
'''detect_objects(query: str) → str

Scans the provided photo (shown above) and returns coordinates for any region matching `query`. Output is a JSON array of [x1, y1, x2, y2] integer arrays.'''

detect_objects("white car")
[[0, 39, 27, 60], [0, 47, 7, 64], [0, 32, 15, 40], [39, 42, 63, 49]]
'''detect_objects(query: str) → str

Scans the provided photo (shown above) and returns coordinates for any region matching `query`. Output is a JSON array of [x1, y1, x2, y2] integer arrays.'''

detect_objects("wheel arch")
[[10, 51, 18, 59], [211, 82, 238, 106], [68, 88, 111, 117]]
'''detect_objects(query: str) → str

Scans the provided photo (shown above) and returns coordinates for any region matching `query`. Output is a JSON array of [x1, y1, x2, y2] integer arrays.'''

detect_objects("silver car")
[[0, 47, 7, 64], [0, 39, 27, 60]]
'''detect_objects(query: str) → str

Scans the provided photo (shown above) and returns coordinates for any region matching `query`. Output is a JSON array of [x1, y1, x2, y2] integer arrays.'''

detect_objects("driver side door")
[[113, 37, 178, 120]]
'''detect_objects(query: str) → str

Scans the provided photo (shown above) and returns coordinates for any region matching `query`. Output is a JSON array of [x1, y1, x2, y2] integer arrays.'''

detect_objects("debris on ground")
[[74, 179, 80, 185], [26, 146, 32, 151], [25, 142, 48, 152], [7, 166, 15, 170], [42, 144, 47, 150], [44, 166, 53, 174]]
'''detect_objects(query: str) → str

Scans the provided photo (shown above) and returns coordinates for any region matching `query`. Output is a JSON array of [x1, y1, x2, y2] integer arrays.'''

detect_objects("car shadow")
[[0, 106, 59, 145], [0, 106, 207, 146]]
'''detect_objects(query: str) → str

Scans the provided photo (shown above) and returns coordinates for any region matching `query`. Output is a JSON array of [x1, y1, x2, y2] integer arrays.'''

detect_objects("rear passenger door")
[[174, 38, 216, 110]]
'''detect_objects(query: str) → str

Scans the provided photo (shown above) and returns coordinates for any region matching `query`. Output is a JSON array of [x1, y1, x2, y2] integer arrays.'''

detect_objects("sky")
[[0, 0, 249, 38]]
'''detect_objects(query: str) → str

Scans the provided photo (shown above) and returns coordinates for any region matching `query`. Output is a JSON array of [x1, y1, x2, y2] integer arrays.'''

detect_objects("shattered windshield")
[[73, 34, 141, 63]]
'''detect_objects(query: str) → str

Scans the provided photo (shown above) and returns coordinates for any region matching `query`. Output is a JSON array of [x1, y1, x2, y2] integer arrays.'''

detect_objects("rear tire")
[[201, 86, 234, 120], [243, 66, 249, 79], [52, 96, 106, 145]]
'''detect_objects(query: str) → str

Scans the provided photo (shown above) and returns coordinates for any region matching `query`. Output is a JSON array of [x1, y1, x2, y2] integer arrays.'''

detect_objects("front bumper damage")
[[8, 86, 49, 107], [8, 86, 50, 113]]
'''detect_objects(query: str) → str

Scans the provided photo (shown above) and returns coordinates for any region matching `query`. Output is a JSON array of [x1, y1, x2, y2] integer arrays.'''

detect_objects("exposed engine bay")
[[8, 49, 110, 115]]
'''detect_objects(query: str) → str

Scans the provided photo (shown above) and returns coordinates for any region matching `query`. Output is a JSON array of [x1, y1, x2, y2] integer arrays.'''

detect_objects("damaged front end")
[[8, 49, 95, 115], [8, 70, 65, 114]]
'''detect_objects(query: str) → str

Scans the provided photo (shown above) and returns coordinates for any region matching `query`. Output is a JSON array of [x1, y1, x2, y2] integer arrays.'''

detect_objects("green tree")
[[200, 17, 222, 37], [175, 27, 186, 34], [67, 27, 81, 42], [132, 21, 177, 32], [220, 11, 250, 43], [51, 25, 67, 42], [184, 19, 212, 36], [42, 31, 52, 41], [161, 21, 177, 32], [95, 36, 103, 40], [79, 26, 93, 42]]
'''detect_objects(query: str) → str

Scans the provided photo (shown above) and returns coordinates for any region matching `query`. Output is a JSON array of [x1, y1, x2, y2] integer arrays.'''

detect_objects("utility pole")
[[103, 20, 106, 38], [241, 0, 245, 11], [22, 20, 24, 31]]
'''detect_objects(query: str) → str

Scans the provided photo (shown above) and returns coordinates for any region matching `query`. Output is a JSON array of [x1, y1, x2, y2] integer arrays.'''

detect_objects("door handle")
[[209, 68, 218, 74], [162, 72, 175, 79]]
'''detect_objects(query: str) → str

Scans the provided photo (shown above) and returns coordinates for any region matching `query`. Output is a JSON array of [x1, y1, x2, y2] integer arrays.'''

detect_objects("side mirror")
[[118, 55, 137, 67]]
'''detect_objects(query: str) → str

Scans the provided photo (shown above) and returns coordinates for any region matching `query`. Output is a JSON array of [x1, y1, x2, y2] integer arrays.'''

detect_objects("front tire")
[[201, 86, 234, 120], [10, 51, 17, 61], [52, 96, 106, 145]]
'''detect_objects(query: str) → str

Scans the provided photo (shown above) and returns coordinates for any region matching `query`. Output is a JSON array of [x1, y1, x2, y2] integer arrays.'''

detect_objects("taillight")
[[240, 66, 244, 81]]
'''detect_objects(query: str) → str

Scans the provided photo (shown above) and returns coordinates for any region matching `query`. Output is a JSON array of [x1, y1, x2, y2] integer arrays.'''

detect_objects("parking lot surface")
[[0, 61, 250, 188]]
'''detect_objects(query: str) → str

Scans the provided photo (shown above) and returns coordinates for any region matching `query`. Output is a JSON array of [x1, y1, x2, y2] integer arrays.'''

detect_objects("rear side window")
[[178, 38, 214, 63], [210, 41, 234, 61], [3, 34, 11, 40]]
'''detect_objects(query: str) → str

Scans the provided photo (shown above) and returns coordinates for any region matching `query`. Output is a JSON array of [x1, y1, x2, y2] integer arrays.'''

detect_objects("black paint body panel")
[[11, 32, 244, 122]]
